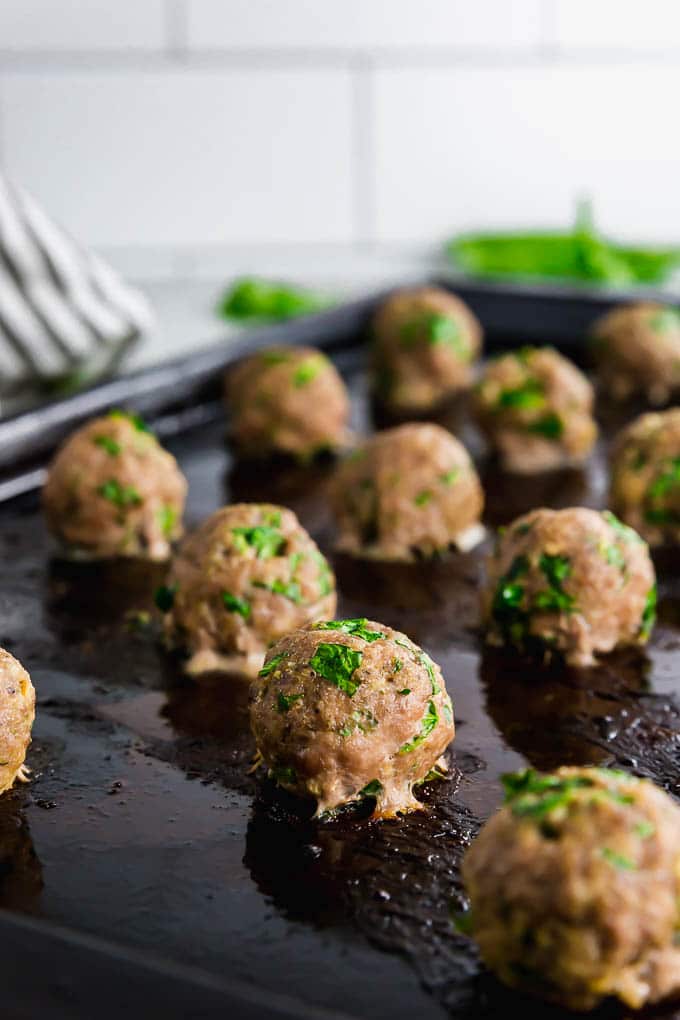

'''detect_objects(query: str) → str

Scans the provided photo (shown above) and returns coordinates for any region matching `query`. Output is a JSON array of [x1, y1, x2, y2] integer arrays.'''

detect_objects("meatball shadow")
[[225, 457, 336, 545], [0, 796, 42, 911], [481, 462, 592, 528], [369, 390, 471, 436], [332, 549, 483, 641], [480, 644, 652, 772]]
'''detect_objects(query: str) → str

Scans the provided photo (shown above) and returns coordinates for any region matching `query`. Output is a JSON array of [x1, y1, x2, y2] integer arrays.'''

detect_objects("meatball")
[[225, 346, 350, 459], [332, 423, 484, 561], [463, 766, 680, 1011], [591, 302, 680, 404], [43, 410, 187, 561], [483, 507, 656, 667], [610, 408, 680, 546], [474, 347, 597, 474], [161, 504, 336, 677], [250, 618, 455, 817], [371, 286, 482, 412], [0, 649, 35, 795]]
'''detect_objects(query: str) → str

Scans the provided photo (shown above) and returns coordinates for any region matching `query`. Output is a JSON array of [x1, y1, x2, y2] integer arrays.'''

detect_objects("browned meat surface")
[[225, 346, 350, 459], [250, 618, 455, 817], [332, 423, 484, 561], [162, 503, 336, 677], [482, 507, 656, 667], [43, 410, 187, 561], [591, 302, 680, 404], [474, 346, 597, 473], [0, 648, 35, 795], [610, 407, 680, 546], [371, 286, 482, 412], [463, 767, 680, 1011]]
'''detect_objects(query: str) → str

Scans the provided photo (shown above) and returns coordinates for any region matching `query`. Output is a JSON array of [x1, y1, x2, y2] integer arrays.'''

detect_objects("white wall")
[[1, 0, 680, 279]]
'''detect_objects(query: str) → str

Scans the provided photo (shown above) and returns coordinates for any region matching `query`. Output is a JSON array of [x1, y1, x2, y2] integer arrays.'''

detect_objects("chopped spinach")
[[259, 653, 286, 677], [222, 591, 251, 619], [314, 619, 385, 643]]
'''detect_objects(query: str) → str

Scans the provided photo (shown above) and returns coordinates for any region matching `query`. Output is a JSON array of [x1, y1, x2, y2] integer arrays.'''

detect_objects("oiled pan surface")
[[1, 364, 679, 1020]]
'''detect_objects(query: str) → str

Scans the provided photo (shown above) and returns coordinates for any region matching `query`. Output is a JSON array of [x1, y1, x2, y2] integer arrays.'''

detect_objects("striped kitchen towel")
[[0, 173, 153, 387]]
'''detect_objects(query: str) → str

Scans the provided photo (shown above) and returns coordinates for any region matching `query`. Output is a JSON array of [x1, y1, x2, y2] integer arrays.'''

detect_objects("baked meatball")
[[0, 649, 35, 795], [591, 302, 680, 404], [43, 410, 187, 561], [250, 618, 455, 817], [225, 346, 350, 459], [610, 408, 680, 546], [161, 504, 336, 677], [332, 423, 484, 560], [371, 286, 482, 412], [483, 507, 656, 667], [474, 347, 597, 474], [463, 766, 680, 1011]]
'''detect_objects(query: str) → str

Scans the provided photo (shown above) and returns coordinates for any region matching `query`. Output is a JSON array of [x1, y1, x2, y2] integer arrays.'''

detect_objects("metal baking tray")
[[0, 281, 679, 1020]]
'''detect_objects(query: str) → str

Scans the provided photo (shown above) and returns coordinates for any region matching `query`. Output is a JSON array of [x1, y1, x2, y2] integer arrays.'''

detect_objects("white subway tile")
[[553, 0, 680, 51], [0, 0, 166, 52], [0, 69, 354, 247], [372, 64, 680, 246], [187, 0, 542, 52]]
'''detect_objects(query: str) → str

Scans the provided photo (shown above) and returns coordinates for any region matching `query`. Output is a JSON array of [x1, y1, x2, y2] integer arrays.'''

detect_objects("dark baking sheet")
[[0, 297, 679, 1019]]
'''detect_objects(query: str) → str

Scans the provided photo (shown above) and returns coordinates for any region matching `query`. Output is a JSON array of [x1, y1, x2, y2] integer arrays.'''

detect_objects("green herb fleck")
[[232, 525, 285, 559], [158, 505, 178, 538], [640, 584, 657, 641], [397, 688, 411, 696], [154, 583, 177, 613], [277, 691, 303, 713], [634, 820, 656, 839], [93, 435, 121, 456], [649, 308, 680, 333], [108, 409, 149, 433], [440, 469, 460, 485], [502, 769, 595, 818], [359, 779, 383, 799], [253, 578, 302, 604], [497, 378, 545, 410], [310, 643, 363, 696], [260, 350, 290, 365], [526, 412, 564, 440], [259, 653, 286, 677], [393, 658, 403, 673], [399, 700, 439, 754], [222, 591, 251, 619], [601, 847, 636, 871], [414, 490, 433, 507], [98, 479, 142, 508], [314, 619, 385, 643], [293, 357, 323, 387], [603, 543, 626, 571]]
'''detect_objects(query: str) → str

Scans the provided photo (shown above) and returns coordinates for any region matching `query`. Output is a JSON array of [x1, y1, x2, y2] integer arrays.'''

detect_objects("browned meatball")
[[332, 423, 484, 561], [483, 507, 656, 667], [610, 408, 680, 546], [226, 346, 350, 459], [0, 649, 35, 795], [474, 347, 597, 473], [371, 286, 482, 412], [592, 302, 680, 404], [43, 410, 187, 560], [250, 619, 455, 817], [463, 767, 680, 1011], [161, 504, 336, 677]]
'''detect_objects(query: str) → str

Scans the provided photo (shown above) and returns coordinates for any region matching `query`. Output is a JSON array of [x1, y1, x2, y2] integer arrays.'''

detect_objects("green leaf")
[[293, 356, 324, 387], [502, 768, 595, 818], [358, 779, 383, 799], [98, 479, 142, 508], [277, 691, 303, 713], [222, 591, 251, 619], [253, 578, 302, 604], [539, 553, 571, 586], [309, 643, 363, 696], [634, 820, 656, 839], [440, 469, 460, 485], [232, 525, 286, 559], [154, 583, 177, 613], [93, 435, 121, 456], [314, 619, 385, 643], [393, 658, 403, 673], [414, 490, 432, 507], [259, 652, 286, 677], [398, 700, 439, 754], [603, 543, 626, 571], [397, 688, 411, 696]]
